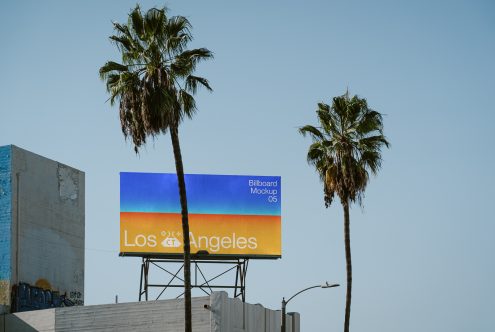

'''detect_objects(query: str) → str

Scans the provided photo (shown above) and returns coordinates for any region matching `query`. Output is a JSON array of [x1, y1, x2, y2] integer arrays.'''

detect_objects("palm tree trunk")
[[170, 126, 192, 332], [343, 200, 352, 332]]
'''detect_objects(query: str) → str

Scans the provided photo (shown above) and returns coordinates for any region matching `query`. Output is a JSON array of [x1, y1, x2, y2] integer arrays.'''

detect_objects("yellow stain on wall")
[[35, 278, 52, 291], [0, 280, 10, 306]]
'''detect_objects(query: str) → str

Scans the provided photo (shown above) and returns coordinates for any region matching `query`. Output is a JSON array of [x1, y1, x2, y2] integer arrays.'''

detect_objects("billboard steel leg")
[[138, 258, 249, 302]]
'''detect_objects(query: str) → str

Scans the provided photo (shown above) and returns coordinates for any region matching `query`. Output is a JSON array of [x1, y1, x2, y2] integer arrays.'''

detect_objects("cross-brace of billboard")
[[120, 173, 281, 259]]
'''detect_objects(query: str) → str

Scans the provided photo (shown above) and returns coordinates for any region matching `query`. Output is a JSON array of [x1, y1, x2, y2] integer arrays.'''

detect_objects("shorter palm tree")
[[299, 91, 389, 332]]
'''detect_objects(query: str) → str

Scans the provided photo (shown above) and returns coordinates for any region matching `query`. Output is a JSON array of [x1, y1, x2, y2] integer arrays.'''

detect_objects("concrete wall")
[[1, 309, 55, 332], [0, 292, 299, 332], [0, 146, 12, 314], [0, 145, 85, 312], [11, 146, 85, 305], [209, 292, 299, 332], [55, 296, 211, 332]]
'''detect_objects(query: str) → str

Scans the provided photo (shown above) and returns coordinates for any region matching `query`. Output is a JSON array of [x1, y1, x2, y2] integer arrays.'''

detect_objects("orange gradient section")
[[120, 212, 281, 257]]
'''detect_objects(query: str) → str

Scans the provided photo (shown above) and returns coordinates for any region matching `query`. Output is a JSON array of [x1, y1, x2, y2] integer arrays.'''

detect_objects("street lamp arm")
[[285, 285, 320, 305], [281, 282, 338, 332]]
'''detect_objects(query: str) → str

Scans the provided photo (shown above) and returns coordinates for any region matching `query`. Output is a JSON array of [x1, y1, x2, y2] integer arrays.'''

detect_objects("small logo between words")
[[162, 237, 181, 248]]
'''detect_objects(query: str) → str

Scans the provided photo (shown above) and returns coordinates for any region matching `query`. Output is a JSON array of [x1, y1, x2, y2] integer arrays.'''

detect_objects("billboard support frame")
[[138, 257, 249, 302]]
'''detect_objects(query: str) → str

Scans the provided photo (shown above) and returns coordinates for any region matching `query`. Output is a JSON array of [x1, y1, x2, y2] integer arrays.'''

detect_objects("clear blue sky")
[[1, 1, 494, 330]]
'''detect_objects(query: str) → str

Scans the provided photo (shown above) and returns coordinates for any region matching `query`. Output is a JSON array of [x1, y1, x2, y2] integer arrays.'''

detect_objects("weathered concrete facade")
[[0, 146, 12, 313], [0, 292, 299, 332], [0, 145, 85, 313]]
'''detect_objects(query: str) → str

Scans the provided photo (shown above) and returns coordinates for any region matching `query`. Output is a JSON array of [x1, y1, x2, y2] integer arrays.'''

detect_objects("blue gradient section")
[[120, 172, 281, 216], [0, 145, 12, 280]]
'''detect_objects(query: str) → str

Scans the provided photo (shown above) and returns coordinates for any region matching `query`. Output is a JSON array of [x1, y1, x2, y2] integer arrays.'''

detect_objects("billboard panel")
[[120, 173, 281, 259]]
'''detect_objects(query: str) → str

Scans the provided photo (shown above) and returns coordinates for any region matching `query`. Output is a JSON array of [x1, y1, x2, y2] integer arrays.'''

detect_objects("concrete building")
[[0, 291, 299, 332], [0, 145, 85, 314], [0, 146, 299, 331]]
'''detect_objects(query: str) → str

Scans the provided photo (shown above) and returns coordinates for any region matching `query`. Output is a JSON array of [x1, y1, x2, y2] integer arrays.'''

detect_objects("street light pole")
[[281, 282, 339, 332]]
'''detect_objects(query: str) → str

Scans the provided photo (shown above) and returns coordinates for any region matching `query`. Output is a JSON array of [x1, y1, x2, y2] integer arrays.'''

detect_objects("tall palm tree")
[[299, 92, 389, 332], [99, 5, 212, 332]]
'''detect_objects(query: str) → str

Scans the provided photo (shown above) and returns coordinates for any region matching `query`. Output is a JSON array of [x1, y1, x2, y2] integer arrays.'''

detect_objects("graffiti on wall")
[[12, 282, 81, 312], [69, 291, 83, 306]]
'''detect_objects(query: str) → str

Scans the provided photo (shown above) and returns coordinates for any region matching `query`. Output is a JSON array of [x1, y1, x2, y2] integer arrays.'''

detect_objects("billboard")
[[120, 173, 281, 259]]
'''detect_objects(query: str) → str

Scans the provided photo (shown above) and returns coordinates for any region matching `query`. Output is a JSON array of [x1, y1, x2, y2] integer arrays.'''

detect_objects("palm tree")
[[299, 92, 389, 332], [99, 5, 213, 332]]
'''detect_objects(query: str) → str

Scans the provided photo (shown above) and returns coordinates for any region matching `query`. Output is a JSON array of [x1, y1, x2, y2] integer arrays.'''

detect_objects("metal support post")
[[138, 258, 249, 302]]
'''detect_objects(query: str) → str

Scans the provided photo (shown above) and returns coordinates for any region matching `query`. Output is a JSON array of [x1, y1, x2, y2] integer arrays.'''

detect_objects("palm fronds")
[[300, 92, 389, 207], [99, 5, 213, 152]]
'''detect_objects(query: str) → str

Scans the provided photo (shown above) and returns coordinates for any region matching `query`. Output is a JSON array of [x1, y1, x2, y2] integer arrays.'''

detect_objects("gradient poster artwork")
[[120, 173, 281, 258]]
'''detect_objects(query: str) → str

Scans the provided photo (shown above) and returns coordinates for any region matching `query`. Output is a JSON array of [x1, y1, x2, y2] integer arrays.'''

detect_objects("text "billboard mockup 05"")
[[120, 173, 281, 259]]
